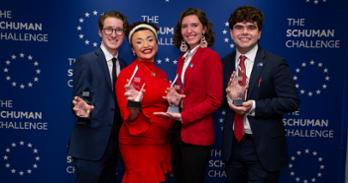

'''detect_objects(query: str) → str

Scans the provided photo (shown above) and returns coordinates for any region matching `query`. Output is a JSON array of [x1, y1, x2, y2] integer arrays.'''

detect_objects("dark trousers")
[[73, 130, 119, 183], [225, 134, 280, 183], [171, 122, 211, 183]]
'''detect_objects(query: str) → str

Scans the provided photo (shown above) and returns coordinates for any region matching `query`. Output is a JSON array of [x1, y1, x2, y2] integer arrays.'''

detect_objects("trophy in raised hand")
[[226, 71, 248, 106]]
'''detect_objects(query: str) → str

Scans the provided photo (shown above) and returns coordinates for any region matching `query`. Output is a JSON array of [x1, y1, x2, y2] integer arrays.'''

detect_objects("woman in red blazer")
[[156, 8, 222, 183]]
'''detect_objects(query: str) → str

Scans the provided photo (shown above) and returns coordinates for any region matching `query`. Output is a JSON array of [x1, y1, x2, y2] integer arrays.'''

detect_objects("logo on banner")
[[293, 59, 329, 97], [66, 57, 76, 88], [288, 149, 325, 182], [221, 22, 235, 48], [208, 110, 227, 179], [283, 110, 335, 139], [66, 155, 75, 174], [139, 15, 174, 46], [285, 18, 340, 49], [2, 53, 41, 89], [305, 0, 326, 5], [76, 10, 100, 47], [2, 141, 40, 176], [208, 148, 227, 178], [157, 25, 174, 46], [0, 10, 49, 42]]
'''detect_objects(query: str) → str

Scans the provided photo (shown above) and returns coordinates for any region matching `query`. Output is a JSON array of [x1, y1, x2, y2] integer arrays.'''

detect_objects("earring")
[[180, 41, 188, 52], [200, 35, 208, 48]]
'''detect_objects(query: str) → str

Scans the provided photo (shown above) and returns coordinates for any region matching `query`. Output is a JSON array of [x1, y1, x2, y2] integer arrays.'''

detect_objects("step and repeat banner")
[[0, 0, 347, 182]]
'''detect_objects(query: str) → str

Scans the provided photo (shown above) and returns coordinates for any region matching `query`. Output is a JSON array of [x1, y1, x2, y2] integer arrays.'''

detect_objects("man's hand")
[[72, 96, 94, 118], [226, 71, 248, 100], [228, 100, 253, 115]]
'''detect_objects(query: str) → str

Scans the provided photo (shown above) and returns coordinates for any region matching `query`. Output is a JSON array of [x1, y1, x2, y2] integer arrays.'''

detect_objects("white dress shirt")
[[180, 45, 199, 84], [100, 43, 120, 87], [234, 44, 258, 134]]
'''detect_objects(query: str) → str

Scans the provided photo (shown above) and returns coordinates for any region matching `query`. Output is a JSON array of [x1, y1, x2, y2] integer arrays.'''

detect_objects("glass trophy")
[[166, 74, 180, 113], [76, 89, 93, 124], [228, 72, 247, 106]]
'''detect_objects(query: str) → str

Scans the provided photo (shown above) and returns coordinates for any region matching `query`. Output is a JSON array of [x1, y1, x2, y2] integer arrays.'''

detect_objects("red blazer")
[[176, 47, 222, 146]]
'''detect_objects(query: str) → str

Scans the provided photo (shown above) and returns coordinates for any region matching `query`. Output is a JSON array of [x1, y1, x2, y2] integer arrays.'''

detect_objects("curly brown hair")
[[228, 6, 263, 31]]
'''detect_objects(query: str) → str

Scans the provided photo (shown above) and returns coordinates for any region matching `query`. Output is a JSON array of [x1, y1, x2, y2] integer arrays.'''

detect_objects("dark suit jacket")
[[68, 48, 127, 161], [176, 47, 223, 146], [221, 47, 299, 171]]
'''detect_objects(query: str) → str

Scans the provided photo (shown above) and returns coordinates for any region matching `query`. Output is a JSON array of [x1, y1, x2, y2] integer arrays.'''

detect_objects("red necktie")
[[234, 55, 247, 142]]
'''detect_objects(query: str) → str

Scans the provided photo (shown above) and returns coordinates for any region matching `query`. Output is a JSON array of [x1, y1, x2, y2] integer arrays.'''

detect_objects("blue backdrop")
[[0, 0, 347, 182]]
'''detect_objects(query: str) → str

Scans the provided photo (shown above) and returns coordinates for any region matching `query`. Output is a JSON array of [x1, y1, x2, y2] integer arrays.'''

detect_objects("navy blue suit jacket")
[[221, 47, 300, 171], [68, 48, 127, 161]]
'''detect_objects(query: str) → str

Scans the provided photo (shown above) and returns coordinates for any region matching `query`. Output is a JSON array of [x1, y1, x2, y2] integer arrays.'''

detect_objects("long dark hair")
[[173, 8, 215, 48]]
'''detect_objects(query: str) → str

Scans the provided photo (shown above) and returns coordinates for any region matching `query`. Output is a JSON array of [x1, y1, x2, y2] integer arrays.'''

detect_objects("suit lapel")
[[228, 52, 237, 80], [176, 53, 185, 85], [95, 48, 113, 91], [247, 48, 265, 98], [182, 48, 203, 88]]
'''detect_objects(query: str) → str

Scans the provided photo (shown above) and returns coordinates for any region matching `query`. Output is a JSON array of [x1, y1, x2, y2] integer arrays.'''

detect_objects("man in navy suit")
[[222, 6, 300, 183], [68, 11, 128, 183]]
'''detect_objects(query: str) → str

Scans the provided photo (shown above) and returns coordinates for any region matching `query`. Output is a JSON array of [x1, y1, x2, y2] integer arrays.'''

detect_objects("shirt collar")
[[236, 44, 258, 63], [183, 45, 200, 59], [100, 42, 118, 62]]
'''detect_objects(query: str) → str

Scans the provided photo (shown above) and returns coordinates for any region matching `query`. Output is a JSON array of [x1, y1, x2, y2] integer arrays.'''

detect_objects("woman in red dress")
[[116, 22, 173, 183]]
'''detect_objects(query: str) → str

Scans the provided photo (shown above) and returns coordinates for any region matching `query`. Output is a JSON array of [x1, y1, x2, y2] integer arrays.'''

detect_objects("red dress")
[[116, 60, 173, 183]]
